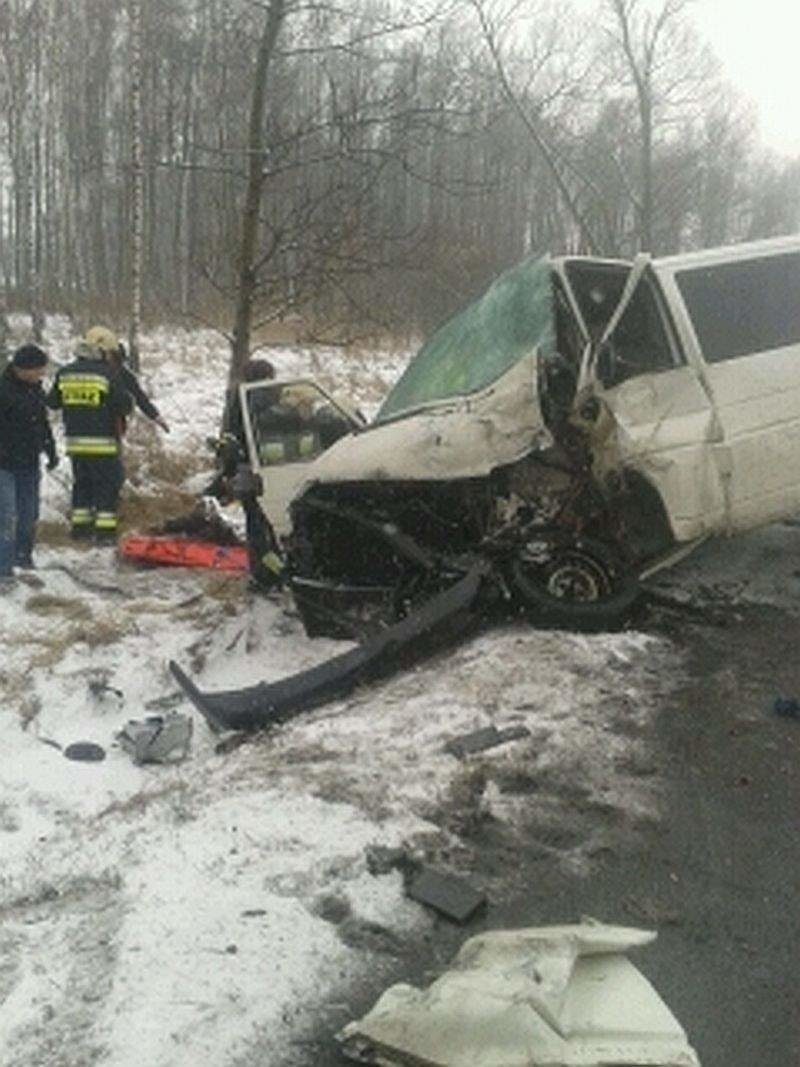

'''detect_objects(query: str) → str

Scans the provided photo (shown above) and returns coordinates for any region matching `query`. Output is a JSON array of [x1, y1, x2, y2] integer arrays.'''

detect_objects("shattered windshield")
[[375, 256, 555, 423]]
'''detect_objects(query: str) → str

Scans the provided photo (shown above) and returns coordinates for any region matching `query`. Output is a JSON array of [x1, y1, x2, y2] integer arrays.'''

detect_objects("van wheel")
[[510, 536, 639, 630]]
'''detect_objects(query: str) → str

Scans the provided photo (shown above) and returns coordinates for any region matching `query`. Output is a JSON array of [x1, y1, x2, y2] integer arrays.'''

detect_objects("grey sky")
[[692, 0, 800, 155]]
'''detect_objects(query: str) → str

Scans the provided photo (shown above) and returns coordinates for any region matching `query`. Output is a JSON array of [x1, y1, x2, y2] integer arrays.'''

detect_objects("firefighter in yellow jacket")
[[47, 327, 133, 543]]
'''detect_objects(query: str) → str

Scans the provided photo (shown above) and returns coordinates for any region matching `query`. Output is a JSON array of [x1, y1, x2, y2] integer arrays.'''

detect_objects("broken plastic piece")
[[63, 742, 106, 762], [406, 866, 487, 924], [338, 921, 701, 1066], [773, 696, 800, 719], [116, 713, 193, 764], [365, 845, 411, 877], [444, 723, 531, 758]]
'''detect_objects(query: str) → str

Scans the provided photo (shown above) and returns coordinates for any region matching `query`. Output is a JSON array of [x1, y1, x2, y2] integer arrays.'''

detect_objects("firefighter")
[[47, 326, 133, 543], [110, 342, 170, 433]]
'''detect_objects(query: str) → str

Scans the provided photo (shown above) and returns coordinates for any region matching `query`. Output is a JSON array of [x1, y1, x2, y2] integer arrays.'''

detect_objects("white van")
[[256, 235, 800, 636]]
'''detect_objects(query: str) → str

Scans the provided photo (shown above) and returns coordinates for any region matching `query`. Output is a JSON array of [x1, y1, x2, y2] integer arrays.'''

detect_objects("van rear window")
[[675, 252, 800, 363]]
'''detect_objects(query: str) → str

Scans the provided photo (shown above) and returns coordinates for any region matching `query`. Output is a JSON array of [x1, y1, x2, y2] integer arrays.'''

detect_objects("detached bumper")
[[170, 563, 488, 733], [290, 576, 396, 639]]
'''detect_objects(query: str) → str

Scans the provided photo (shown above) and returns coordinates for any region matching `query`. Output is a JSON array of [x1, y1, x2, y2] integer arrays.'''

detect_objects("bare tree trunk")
[[30, 32, 44, 342], [128, 0, 144, 370], [470, 0, 599, 254], [229, 0, 286, 389]]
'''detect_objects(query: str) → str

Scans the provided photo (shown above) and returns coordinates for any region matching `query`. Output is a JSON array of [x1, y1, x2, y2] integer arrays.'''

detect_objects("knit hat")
[[12, 344, 48, 369], [243, 358, 276, 382]]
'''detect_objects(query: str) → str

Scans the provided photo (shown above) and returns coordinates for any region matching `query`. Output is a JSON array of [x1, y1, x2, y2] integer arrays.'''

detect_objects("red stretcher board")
[[118, 535, 249, 572]]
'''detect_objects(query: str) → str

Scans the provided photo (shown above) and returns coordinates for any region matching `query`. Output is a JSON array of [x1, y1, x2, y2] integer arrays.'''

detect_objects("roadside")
[[286, 535, 800, 1067]]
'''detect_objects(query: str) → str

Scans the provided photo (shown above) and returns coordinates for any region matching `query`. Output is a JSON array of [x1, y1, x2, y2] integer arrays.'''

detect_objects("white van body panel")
[[651, 242, 800, 534], [299, 350, 545, 488], [586, 364, 726, 542], [583, 234, 800, 543]]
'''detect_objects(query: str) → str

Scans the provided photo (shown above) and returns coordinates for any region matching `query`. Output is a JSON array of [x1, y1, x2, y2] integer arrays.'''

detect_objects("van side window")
[[675, 252, 800, 363], [603, 278, 681, 386]]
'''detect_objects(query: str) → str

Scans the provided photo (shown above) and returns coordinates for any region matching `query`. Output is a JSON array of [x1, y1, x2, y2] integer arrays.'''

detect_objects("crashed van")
[[282, 234, 800, 638]]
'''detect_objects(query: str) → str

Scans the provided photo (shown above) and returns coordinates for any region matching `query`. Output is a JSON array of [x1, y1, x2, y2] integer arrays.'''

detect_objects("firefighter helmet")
[[84, 325, 119, 354]]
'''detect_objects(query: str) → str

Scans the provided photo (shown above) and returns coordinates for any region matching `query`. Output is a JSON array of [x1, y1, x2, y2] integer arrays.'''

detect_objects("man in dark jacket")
[[0, 345, 57, 581], [206, 358, 284, 591], [47, 327, 133, 543]]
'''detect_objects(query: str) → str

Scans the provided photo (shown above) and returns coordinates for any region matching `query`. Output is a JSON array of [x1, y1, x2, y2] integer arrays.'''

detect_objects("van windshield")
[[375, 256, 555, 424]]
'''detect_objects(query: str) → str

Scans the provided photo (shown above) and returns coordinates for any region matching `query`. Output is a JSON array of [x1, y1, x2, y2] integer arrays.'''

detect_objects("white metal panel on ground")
[[338, 922, 701, 1066]]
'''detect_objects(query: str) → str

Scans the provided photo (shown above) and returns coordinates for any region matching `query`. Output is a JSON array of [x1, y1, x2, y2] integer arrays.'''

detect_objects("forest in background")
[[0, 0, 798, 349]]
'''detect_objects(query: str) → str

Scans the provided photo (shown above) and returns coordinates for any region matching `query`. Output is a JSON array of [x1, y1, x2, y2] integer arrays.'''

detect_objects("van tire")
[[509, 536, 640, 630]]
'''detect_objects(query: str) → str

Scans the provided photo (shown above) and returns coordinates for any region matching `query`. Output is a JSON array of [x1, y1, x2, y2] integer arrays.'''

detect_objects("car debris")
[[170, 563, 488, 733], [63, 741, 107, 762], [444, 723, 531, 759], [405, 866, 487, 924], [773, 697, 800, 720], [115, 713, 193, 764], [364, 845, 414, 877], [88, 679, 124, 701], [337, 921, 701, 1066], [362, 846, 486, 922]]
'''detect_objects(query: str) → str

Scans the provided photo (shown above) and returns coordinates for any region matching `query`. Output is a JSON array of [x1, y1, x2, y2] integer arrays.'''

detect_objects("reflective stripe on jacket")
[[94, 511, 118, 530], [65, 436, 120, 456]]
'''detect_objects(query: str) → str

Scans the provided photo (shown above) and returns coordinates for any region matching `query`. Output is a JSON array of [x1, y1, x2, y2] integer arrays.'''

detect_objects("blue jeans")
[[0, 466, 41, 576]]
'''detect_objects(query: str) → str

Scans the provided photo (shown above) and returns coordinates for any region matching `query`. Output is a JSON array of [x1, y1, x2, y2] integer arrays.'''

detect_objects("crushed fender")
[[169, 563, 488, 733], [338, 921, 701, 1066]]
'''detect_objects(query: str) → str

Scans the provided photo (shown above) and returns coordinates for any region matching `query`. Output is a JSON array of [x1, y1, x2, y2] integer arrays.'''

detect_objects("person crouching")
[[47, 327, 133, 544], [0, 345, 58, 583]]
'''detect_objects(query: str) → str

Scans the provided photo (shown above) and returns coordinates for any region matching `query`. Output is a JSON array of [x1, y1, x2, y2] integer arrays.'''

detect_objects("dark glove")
[[46, 450, 59, 471], [230, 464, 263, 499]]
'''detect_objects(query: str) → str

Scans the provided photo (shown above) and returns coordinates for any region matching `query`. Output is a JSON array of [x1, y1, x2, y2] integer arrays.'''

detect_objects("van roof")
[[653, 232, 800, 272]]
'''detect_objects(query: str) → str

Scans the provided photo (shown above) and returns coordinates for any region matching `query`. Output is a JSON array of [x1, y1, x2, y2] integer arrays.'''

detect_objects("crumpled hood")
[[300, 350, 546, 488]]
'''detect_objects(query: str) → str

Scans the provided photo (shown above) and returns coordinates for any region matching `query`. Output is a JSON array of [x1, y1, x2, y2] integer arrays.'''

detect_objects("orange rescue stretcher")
[[118, 534, 249, 572]]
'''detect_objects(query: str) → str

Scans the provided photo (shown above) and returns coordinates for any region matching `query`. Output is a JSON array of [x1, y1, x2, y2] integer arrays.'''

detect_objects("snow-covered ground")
[[0, 318, 681, 1066]]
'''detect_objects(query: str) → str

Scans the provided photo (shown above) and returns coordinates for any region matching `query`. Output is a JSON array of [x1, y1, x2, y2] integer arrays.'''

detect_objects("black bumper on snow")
[[169, 563, 489, 734], [289, 576, 397, 639]]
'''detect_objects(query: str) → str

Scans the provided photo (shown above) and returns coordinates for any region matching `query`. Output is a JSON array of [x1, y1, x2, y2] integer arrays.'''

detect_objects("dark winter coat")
[[0, 365, 56, 470], [47, 349, 133, 456], [117, 364, 161, 422]]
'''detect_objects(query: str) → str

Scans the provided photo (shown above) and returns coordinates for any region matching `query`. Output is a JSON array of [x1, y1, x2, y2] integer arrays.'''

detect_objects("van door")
[[578, 263, 725, 543], [666, 249, 800, 532], [238, 379, 364, 536]]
